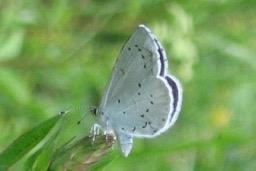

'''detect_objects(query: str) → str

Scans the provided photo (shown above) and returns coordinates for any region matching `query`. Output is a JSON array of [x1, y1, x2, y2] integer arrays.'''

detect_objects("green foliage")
[[0, 115, 61, 170], [0, 0, 255, 170]]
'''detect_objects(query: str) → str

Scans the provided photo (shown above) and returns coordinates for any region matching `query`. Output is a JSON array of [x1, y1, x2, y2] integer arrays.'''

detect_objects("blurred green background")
[[0, 0, 256, 170]]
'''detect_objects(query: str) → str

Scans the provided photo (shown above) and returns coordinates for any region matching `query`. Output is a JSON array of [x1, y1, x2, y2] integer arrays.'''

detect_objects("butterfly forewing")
[[100, 26, 161, 107]]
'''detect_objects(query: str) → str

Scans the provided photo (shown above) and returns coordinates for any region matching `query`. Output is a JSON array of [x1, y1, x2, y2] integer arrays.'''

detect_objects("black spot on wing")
[[142, 122, 148, 128], [132, 126, 136, 132], [165, 76, 179, 118], [134, 44, 141, 51], [154, 39, 165, 76], [119, 68, 125, 75]]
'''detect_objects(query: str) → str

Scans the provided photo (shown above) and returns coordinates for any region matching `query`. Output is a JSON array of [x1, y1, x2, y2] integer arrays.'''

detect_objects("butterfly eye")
[[90, 106, 98, 116]]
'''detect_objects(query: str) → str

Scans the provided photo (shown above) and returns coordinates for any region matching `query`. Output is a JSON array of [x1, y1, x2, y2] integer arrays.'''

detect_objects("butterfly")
[[91, 24, 182, 157]]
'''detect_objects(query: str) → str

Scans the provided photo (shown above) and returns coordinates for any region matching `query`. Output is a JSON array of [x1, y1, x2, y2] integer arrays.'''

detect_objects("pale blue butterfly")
[[91, 24, 183, 157]]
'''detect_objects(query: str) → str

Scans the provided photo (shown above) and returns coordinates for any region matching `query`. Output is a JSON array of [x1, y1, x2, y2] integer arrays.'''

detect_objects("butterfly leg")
[[103, 121, 117, 142], [90, 123, 102, 142]]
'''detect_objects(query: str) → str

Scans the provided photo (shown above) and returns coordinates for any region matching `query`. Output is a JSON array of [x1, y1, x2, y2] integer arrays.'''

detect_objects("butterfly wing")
[[99, 25, 182, 137], [100, 25, 168, 107], [97, 25, 182, 156], [165, 75, 183, 129]]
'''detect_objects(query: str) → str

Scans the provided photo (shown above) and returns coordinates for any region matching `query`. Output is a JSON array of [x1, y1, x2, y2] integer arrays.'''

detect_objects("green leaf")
[[32, 142, 55, 171], [24, 121, 63, 171], [23, 149, 42, 171], [0, 115, 62, 170]]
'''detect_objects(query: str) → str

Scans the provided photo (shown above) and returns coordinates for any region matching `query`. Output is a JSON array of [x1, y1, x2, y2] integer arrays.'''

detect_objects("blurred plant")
[[0, 113, 115, 170]]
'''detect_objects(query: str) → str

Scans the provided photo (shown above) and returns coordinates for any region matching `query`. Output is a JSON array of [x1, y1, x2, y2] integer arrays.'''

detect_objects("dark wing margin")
[[154, 38, 165, 76], [165, 75, 179, 119], [138, 25, 167, 77], [140, 24, 182, 126]]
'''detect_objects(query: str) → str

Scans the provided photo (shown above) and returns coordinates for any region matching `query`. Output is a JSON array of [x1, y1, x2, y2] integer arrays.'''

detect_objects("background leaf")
[[0, 115, 62, 170]]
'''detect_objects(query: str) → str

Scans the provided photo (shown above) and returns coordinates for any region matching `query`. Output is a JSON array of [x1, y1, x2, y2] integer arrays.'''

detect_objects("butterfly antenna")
[[77, 112, 87, 125], [58, 105, 88, 124], [78, 106, 99, 124]]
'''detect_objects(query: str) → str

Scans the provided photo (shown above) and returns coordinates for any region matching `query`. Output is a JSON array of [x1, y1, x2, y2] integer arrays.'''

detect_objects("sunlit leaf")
[[0, 115, 62, 170]]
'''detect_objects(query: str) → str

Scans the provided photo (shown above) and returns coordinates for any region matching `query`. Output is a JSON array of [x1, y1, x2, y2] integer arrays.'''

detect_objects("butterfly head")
[[89, 106, 98, 116]]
